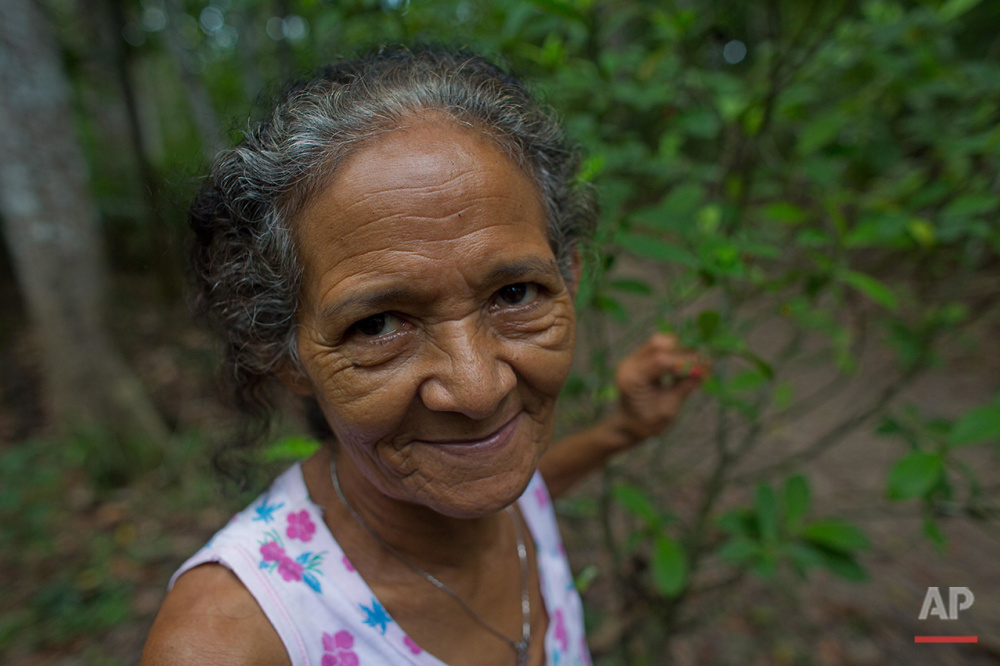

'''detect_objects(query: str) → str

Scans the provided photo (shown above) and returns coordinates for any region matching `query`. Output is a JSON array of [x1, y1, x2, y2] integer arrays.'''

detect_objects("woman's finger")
[[617, 345, 709, 389]]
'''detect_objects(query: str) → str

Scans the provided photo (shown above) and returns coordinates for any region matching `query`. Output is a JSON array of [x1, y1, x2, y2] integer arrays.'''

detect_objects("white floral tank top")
[[170, 464, 593, 666]]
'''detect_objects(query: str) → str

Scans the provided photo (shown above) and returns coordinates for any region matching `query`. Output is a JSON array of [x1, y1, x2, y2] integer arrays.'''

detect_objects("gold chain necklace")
[[330, 460, 532, 666]]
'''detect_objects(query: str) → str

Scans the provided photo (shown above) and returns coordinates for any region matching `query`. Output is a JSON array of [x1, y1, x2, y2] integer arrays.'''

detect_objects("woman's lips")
[[417, 412, 522, 456]]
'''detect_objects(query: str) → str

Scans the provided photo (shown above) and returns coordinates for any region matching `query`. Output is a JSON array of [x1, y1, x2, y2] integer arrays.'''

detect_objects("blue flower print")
[[252, 498, 285, 523], [360, 597, 393, 634]]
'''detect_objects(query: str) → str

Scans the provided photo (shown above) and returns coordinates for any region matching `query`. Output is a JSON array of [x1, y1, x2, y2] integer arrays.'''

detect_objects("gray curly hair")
[[189, 46, 596, 429]]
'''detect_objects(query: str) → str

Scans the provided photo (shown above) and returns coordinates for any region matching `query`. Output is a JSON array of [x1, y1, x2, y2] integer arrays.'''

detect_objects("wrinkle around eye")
[[494, 303, 575, 343], [304, 316, 413, 370], [341, 321, 417, 369]]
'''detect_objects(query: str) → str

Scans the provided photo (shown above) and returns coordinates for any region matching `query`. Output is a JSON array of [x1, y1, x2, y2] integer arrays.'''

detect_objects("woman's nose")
[[418, 321, 516, 419]]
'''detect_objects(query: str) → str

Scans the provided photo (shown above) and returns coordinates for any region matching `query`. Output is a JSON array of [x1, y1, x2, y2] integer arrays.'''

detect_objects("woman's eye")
[[351, 313, 403, 338], [496, 283, 539, 307]]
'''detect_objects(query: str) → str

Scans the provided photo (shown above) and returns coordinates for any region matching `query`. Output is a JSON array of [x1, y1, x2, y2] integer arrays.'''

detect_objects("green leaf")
[[923, 516, 947, 553], [844, 212, 910, 249], [727, 368, 767, 394], [887, 451, 944, 499], [594, 294, 628, 323], [885, 320, 926, 371], [577, 153, 606, 183], [815, 549, 868, 582], [526, 0, 586, 22], [762, 202, 807, 225], [796, 228, 830, 247], [617, 232, 699, 268], [651, 533, 687, 597], [839, 270, 898, 311], [632, 184, 706, 231], [736, 351, 774, 380], [784, 542, 827, 574], [800, 520, 871, 553], [941, 193, 999, 218], [573, 564, 600, 594], [948, 400, 1000, 447], [772, 383, 794, 410], [697, 310, 720, 341], [261, 436, 321, 462], [619, 530, 642, 554], [717, 537, 759, 564], [935, 303, 969, 326], [755, 484, 779, 544], [717, 509, 754, 536], [676, 109, 719, 139], [907, 218, 936, 248], [742, 104, 765, 136], [612, 483, 660, 527], [796, 113, 841, 155], [697, 205, 722, 235], [876, 415, 903, 437], [662, 183, 705, 219], [939, 0, 983, 20], [751, 552, 778, 578], [609, 278, 653, 295], [784, 475, 811, 528]]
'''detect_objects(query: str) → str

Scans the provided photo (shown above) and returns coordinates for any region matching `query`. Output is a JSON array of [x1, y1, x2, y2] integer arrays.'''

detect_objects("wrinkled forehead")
[[285, 111, 543, 235], [292, 117, 551, 286], [337, 119, 536, 211]]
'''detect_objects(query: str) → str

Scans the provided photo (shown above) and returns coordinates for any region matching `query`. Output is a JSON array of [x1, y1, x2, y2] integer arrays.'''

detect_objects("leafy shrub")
[[44, 0, 1000, 660]]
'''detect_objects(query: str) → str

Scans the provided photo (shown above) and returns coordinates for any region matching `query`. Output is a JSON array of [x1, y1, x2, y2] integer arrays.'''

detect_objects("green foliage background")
[[3, 0, 999, 663]]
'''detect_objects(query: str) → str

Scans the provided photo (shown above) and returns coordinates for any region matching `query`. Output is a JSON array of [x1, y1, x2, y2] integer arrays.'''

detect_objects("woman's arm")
[[539, 333, 706, 498]]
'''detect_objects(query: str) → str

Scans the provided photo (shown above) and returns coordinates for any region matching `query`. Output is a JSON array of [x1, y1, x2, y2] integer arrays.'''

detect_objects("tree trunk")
[[0, 0, 167, 443]]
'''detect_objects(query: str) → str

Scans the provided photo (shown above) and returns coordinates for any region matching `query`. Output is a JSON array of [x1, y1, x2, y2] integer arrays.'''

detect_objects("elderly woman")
[[143, 47, 703, 666]]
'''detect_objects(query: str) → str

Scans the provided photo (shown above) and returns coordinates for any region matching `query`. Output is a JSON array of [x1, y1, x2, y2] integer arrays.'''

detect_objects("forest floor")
[[1, 272, 998, 666]]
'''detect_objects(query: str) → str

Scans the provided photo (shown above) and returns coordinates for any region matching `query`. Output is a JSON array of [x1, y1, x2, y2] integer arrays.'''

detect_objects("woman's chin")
[[411, 466, 537, 520]]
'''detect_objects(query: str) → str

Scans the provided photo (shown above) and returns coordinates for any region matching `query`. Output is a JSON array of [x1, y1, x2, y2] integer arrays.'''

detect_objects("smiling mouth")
[[418, 412, 522, 450]]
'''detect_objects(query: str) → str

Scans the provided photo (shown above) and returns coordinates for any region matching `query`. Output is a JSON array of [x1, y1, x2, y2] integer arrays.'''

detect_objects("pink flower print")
[[260, 541, 286, 562], [321, 630, 359, 666], [322, 653, 358, 666], [553, 609, 568, 652], [534, 486, 549, 509], [403, 635, 422, 654], [277, 556, 303, 582], [286, 509, 317, 542]]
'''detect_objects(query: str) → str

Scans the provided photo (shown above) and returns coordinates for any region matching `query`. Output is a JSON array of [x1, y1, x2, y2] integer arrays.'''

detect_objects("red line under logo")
[[914, 636, 978, 644]]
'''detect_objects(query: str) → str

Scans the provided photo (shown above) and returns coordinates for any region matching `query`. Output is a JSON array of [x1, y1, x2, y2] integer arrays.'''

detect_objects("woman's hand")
[[539, 333, 707, 498], [609, 333, 708, 445]]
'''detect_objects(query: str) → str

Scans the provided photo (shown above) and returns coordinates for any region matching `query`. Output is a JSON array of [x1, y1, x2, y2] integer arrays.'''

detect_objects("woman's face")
[[290, 117, 577, 518]]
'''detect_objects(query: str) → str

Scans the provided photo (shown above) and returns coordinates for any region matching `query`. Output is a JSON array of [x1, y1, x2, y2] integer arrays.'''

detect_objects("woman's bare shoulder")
[[141, 563, 289, 666]]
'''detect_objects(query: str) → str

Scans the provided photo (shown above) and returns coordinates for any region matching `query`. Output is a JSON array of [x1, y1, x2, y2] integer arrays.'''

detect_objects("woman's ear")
[[275, 360, 314, 397]]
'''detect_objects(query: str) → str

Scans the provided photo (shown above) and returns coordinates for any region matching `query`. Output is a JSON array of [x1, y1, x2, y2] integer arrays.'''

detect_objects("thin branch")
[[732, 365, 925, 483]]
